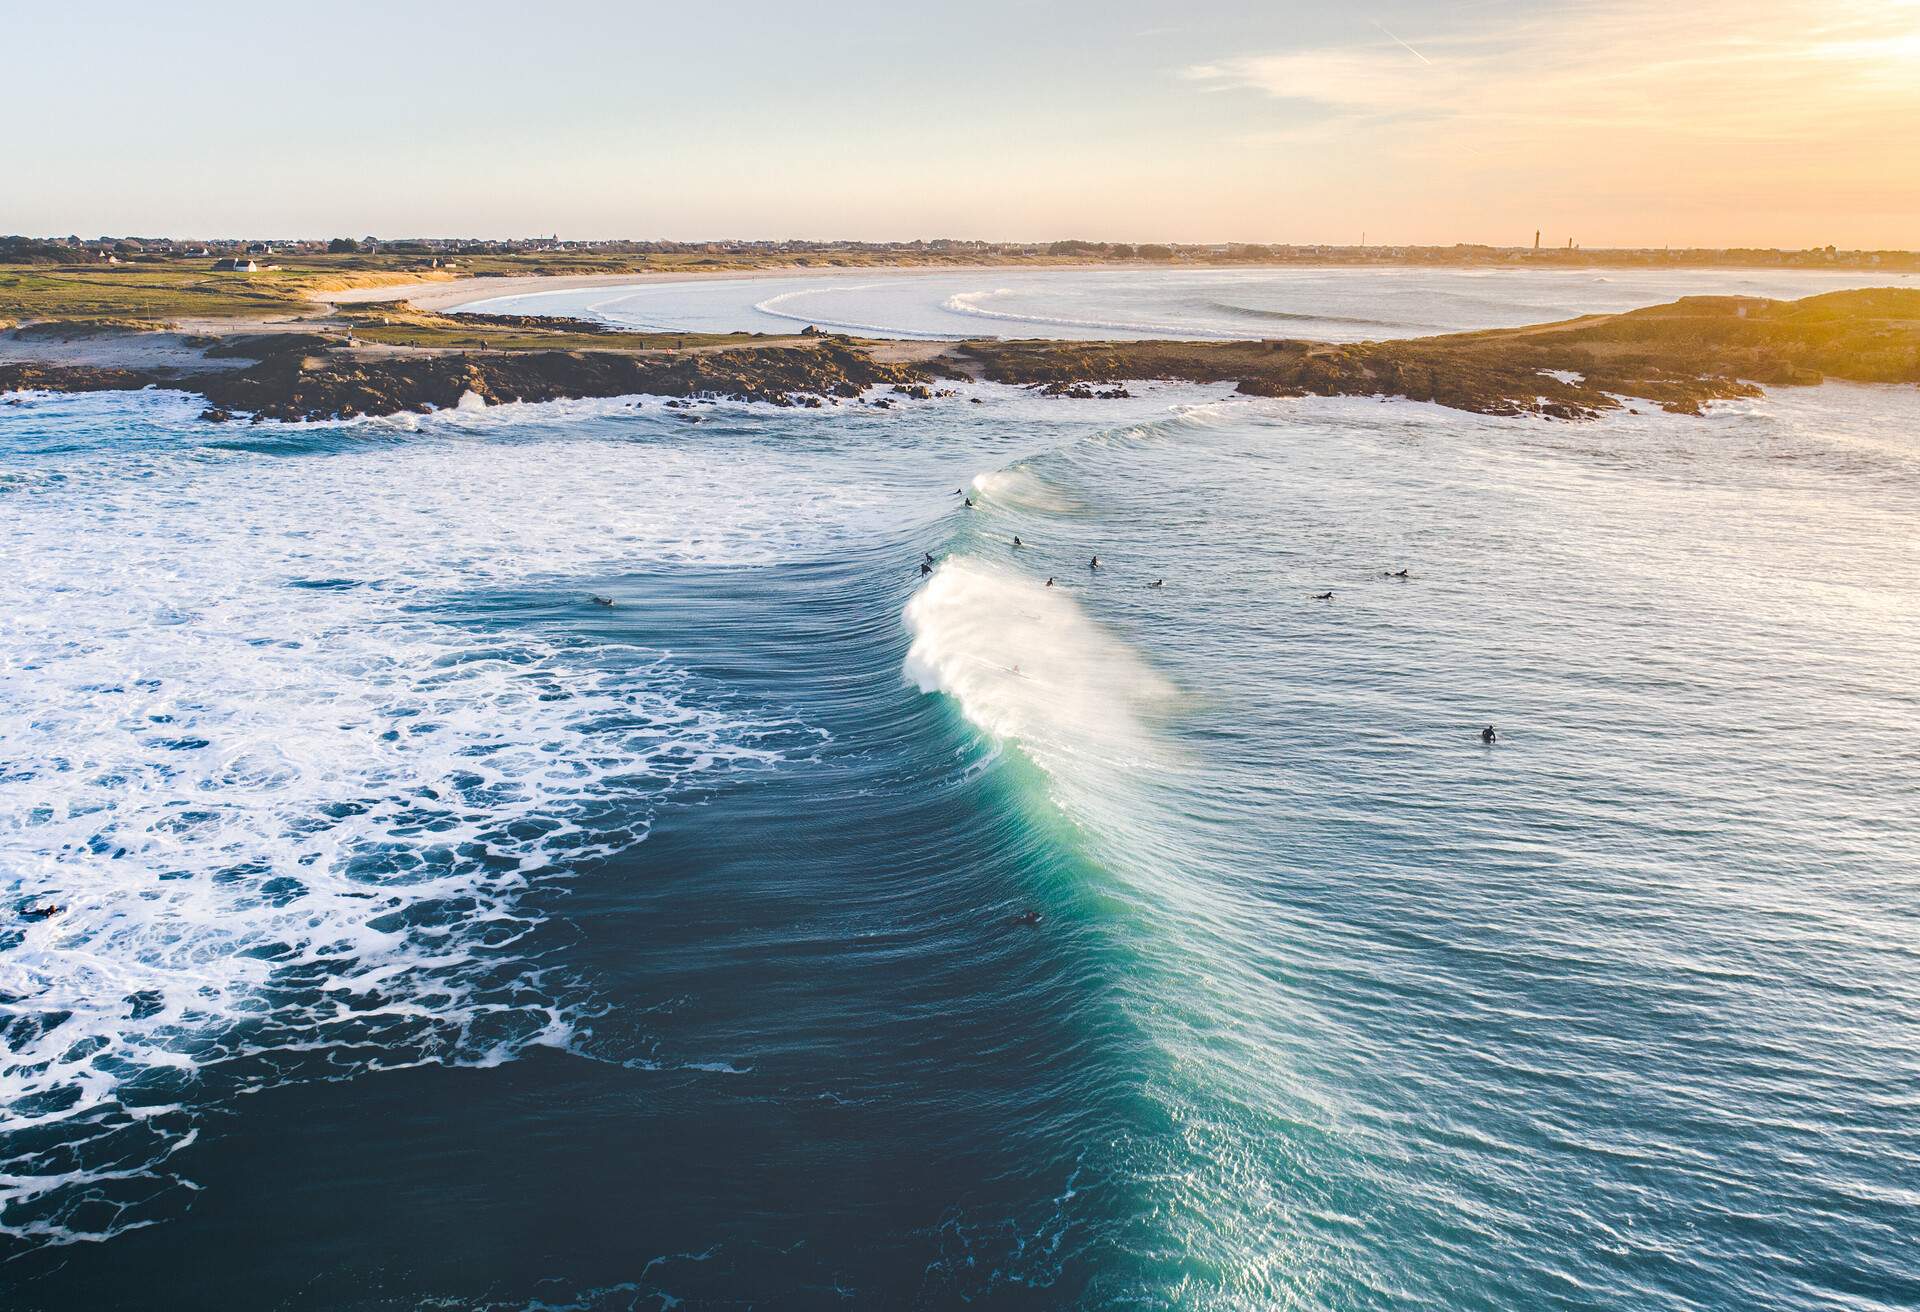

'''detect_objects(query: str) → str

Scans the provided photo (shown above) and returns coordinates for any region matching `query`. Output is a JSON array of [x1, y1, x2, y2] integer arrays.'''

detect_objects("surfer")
[[590, 595, 615, 607], [22, 904, 62, 920], [1148, 579, 1164, 588], [1013, 536, 1023, 548], [964, 497, 975, 509], [1384, 568, 1409, 578], [1481, 725, 1497, 744], [1014, 909, 1042, 927], [1045, 577, 1055, 587], [1089, 555, 1101, 569], [1310, 591, 1334, 600], [919, 561, 932, 576]]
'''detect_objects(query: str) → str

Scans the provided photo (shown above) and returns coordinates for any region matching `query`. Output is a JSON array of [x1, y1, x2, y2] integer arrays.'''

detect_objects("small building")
[[212, 258, 260, 272]]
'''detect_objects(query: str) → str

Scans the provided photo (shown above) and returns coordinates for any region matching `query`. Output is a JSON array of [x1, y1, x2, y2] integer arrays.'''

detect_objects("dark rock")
[[189, 338, 935, 423]]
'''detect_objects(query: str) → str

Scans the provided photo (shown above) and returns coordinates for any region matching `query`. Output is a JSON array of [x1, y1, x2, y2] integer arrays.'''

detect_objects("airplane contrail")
[[1371, 18, 1434, 66]]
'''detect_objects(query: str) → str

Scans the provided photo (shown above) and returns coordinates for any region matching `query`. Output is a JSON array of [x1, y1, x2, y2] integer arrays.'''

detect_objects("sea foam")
[[0, 393, 852, 1243], [902, 557, 1174, 785]]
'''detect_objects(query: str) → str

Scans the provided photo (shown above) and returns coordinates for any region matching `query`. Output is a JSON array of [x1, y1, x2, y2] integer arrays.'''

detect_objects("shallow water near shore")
[[2, 372, 1918, 1309], [460, 263, 1911, 341]]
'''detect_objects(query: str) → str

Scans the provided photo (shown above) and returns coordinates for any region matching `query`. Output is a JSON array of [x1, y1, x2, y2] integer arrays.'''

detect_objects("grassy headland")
[[955, 289, 1920, 418]]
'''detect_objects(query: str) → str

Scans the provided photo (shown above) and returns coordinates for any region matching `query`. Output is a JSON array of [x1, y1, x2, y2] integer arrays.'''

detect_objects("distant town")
[[3, 234, 1915, 272]]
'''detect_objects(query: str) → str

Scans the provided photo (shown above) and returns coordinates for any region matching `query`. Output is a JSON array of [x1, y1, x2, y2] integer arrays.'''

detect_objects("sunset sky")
[[13, 0, 1919, 246]]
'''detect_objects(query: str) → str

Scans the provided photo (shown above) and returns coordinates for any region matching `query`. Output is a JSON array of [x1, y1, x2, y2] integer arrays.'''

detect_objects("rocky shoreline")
[[956, 289, 1920, 419], [0, 337, 934, 422], [4, 289, 1917, 423]]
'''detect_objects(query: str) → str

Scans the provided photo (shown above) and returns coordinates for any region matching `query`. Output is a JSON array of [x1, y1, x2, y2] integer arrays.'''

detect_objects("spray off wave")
[[968, 466, 1084, 515], [902, 558, 1174, 784]]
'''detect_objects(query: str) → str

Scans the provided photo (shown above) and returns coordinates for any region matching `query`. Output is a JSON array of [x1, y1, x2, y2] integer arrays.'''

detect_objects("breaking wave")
[[969, 465, 1083, 515], [902, 557, 1174, 783]]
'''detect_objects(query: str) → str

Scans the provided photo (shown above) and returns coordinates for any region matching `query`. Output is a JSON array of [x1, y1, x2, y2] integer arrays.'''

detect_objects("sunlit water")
[[3, 350, 1918, 1307], [461, 264, 1911, 341]]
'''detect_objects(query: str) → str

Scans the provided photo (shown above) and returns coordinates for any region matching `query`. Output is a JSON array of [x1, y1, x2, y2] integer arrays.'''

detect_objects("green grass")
[[0, 266, 314, 324]]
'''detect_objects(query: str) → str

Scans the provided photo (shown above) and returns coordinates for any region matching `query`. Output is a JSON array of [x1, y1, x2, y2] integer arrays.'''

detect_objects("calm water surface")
[[462, 264, 1912, 341]]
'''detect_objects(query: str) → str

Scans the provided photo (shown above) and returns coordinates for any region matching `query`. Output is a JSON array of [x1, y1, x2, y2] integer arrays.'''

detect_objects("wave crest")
[[902, 558, 1173, 780]]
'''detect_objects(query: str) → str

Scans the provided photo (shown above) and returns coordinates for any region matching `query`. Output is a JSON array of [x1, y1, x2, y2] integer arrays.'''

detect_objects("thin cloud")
[[1186, 0, 1920, 144], [1178, 0, 1920, 244]]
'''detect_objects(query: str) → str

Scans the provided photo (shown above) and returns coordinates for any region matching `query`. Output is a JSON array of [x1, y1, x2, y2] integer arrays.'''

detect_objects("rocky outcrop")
[[0, 361, 167, 395], [194, 338, 932, 422]]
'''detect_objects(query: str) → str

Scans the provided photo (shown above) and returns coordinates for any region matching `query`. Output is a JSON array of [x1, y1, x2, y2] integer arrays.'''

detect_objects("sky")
[[9, 0, 1919, 247]]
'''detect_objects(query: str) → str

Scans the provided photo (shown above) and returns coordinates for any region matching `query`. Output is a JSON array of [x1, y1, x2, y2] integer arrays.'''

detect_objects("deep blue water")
[[1, 375, 1917, 1310]]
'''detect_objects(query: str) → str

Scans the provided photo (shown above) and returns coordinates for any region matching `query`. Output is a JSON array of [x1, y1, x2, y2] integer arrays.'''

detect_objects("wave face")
[[894, 386, 1920, 1311], [6, 362, 1920, 1311]]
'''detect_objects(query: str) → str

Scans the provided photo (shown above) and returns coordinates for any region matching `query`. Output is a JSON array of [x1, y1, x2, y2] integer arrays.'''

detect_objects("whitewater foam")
[[0, 392, 879, 1243], [902, 558, 1174, 785]]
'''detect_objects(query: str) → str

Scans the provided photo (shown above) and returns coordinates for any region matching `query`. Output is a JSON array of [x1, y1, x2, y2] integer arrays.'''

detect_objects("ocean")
[[459, 263, 1912, 342], [2, 270, 1917, 1309]]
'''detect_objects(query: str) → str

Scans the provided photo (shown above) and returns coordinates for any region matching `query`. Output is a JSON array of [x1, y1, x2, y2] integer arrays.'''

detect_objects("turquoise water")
[[2, 374, 1917, 1309]]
